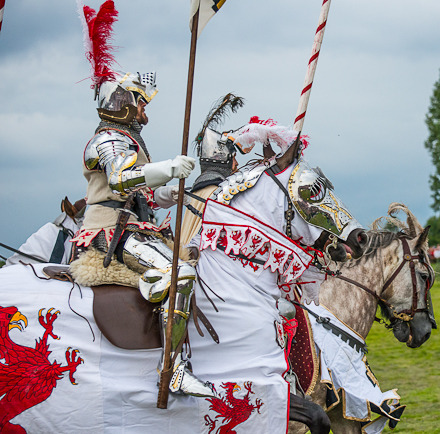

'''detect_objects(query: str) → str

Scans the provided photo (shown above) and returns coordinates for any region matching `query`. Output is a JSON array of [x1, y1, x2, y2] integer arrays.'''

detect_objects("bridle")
[[335, 236, 434, 324]]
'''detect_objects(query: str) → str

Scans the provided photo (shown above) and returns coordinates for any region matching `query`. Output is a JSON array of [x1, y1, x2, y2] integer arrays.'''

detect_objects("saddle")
[[42, 266, 218, 351]]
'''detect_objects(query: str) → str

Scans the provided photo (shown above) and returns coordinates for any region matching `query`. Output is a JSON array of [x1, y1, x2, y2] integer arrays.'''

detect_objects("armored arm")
[[84, 129, 195, 196]]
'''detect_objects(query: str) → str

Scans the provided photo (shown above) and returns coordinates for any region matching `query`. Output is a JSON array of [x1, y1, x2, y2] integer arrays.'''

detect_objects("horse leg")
[[327, 403, 361, 434], [288, 394, 331, 434]]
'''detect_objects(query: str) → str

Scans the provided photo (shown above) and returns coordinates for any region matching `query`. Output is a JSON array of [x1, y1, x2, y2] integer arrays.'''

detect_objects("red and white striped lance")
[[0, 0, 5, 32], [293, 0, 332, 132]]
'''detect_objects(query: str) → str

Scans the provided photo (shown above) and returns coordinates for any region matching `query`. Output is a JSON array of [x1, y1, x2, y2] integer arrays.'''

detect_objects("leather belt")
[[96, 200, 127, 209]]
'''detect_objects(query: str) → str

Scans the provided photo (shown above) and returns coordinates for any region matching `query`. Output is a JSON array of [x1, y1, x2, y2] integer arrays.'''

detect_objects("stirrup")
[[169, 360, 217, 398]]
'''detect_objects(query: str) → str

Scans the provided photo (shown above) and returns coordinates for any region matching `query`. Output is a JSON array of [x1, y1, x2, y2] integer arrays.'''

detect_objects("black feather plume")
[[195, 93, 245, 145]]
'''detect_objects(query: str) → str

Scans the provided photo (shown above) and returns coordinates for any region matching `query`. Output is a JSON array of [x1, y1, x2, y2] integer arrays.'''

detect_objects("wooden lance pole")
[[157, 7, 200, 409], [293, 0, 332, 132]]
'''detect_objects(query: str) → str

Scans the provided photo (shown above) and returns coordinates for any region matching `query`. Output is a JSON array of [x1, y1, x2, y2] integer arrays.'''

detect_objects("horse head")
[[373, 203, 435, 348], [275, 136, 368, 263]]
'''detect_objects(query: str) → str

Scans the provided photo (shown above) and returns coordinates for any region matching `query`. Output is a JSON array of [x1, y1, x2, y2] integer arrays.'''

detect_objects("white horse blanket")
[[0, 261, 290, 434], [0, 164, 330, 433], [5, 212, 80, 266], [308, 303, 404, 433]]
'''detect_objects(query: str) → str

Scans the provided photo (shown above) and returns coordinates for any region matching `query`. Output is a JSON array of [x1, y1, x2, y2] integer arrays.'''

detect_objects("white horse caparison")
[[289, 203, 435, 434], [0, 158, 367, 434]]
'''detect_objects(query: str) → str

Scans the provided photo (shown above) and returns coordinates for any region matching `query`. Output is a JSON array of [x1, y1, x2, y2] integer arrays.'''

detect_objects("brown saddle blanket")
[[43, 266, 161, 350], [91, 284, 162, 350]]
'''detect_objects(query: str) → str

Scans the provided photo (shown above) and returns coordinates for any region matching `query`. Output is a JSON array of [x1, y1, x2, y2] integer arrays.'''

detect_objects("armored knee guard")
[[122, 232, 196, 301]]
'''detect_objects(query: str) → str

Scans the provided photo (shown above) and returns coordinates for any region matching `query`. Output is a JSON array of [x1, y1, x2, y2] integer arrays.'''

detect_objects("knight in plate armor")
[[70, 0, 216, 399], [181, 93, 244, 245]]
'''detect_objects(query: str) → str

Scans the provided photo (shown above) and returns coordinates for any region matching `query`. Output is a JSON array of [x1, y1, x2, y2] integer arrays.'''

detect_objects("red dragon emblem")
[[204, 381, 264, 433], [231, 230, 244, 245], [250, 235, 262, 249], [0, 306, 83, 433], [273, 249, 286, 265], [205, 228, 218, 243]]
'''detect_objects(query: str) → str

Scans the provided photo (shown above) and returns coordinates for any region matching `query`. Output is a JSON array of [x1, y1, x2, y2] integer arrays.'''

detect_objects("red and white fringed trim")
[[0, 0, 6, 32], [78, 0, 118, 88], [71, 213, 172, 248], [293, 0, 332, 132], [249, 116, 278, 127], [200, 200, 315, 282]]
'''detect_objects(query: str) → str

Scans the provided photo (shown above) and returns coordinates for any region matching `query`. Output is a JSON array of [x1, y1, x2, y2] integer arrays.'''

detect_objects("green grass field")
[[364, 276, 440, 433]]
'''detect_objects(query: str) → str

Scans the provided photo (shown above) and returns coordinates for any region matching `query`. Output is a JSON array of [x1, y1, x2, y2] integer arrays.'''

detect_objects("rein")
[[335, 237, 430, 323], [291, 299, 368, 354], [0, 242, 47, 264]]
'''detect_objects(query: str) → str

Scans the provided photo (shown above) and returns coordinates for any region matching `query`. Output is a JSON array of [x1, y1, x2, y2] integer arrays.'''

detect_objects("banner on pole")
[[0, 0, 5, 32], [189, 0, 227, 38]]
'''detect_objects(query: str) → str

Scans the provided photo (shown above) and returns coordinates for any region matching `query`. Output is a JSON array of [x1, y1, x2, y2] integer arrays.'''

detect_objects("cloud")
[[0, 0, 438, 258]]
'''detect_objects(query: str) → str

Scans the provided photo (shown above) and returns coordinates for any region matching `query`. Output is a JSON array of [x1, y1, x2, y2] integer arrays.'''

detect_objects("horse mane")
[[357, 230, 404, 262], [348, 202, 427, 266]]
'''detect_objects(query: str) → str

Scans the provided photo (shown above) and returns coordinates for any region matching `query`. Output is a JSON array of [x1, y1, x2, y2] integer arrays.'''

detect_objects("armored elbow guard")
[[107, 151, 146, 195]]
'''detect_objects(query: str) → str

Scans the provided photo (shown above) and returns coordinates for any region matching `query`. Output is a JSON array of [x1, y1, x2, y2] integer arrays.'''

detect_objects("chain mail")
[[192, 169, 226, 192]]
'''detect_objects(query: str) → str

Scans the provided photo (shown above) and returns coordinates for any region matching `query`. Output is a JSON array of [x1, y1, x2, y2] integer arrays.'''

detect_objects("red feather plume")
[[82, 0, 118, 87]]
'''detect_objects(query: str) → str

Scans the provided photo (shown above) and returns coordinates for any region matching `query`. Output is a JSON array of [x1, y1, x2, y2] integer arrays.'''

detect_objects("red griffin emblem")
[[204, 381, 264, 433], [0, 306, 83, 433]]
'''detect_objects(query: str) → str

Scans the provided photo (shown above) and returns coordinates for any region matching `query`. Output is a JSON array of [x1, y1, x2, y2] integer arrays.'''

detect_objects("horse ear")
[[416, 226, 430, 251], [62, 196, 78, 220], [276, 133, 302, 171]]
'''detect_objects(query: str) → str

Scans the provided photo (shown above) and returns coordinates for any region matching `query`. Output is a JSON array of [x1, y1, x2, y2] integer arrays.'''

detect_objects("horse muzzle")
[[392, 313, 433, 348], [406, 313, 433, 348], [344, 228, 368, 260]]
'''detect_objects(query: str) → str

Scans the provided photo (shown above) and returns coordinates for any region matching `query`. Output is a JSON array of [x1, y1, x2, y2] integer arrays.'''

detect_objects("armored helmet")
[[96, 71, 158, 124], [79, 1, 158, 123], [194, 93, 245, 184]]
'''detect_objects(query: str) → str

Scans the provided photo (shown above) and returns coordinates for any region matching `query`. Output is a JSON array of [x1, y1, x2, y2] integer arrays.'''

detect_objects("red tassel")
[[83, 0, 118, 86], [248, 116, 277, 126]]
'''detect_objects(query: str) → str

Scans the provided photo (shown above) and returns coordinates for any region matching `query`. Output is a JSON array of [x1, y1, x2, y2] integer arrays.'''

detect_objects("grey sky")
[[1, 0, 439, 258]]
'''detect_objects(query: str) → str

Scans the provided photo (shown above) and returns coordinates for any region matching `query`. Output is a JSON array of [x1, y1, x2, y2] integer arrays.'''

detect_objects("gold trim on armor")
[[287, 162, 301, 199], [97, 105, 137, 125], [163, 309, 190, 320], [125, 86, 158, 104]]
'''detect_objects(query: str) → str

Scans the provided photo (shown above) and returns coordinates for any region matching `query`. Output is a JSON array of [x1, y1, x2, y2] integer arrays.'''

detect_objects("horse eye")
[[420, 272, 429, 282]]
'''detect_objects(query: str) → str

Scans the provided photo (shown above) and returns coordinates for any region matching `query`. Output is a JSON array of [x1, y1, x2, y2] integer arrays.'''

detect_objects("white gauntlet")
[[143, 156, 195, 189], [154, 185, 191, 209]]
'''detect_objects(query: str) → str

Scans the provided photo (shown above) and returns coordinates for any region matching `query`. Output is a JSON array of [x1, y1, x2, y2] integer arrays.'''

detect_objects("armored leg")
[[123, 232, 216, 398], [159, 280, 216, 397]]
